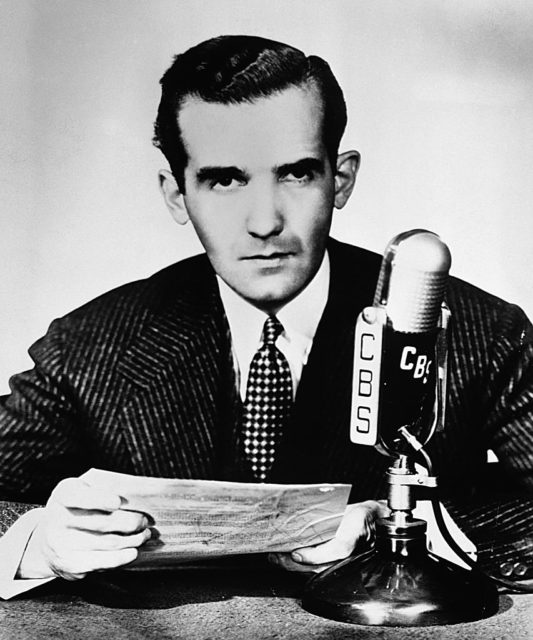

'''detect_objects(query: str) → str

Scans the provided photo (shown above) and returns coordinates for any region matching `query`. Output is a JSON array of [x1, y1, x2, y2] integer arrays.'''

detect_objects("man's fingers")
[[62, 509, 151, 535], [49, 478, 122, 512], [51, 547, 140, 580], [44, 529, 149, 579], [92, 547, 139, 570], [19, 476, 154, 581], [289, 500, 385, 566], [291, 536, 354, 565], [48, 479, 153, 536], [268, 552, 333, 574], [100, 527, 152, 551], [72, 527, 152, 552], [334, 500, 380, 542]]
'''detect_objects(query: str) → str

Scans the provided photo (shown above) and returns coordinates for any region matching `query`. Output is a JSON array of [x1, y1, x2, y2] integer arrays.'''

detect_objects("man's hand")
[[269, 500, 387, 573], [17, 478, 152, 581]]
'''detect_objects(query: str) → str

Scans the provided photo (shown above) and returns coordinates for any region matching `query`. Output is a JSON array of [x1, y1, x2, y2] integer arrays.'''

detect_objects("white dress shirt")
[[0, 508, 51, 598], [217, 252, 330, 401]]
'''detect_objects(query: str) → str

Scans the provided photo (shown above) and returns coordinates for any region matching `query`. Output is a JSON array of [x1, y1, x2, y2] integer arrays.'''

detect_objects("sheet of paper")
[[82, 469, 351, 567]]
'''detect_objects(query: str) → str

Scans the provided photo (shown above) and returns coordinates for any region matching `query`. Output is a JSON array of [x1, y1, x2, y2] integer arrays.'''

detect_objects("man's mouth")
[[242, 251, 294, 261], [241, 252, 294, 269]]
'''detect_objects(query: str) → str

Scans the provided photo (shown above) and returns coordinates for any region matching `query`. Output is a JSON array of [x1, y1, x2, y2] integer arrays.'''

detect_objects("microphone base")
[[302, 522, 499, 626]]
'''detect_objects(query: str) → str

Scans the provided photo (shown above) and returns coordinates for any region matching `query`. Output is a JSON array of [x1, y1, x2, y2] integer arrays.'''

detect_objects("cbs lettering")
[[354, 334, 432, 434]]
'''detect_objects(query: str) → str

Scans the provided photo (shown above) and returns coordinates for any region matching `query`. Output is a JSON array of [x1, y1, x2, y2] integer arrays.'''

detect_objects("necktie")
[[242, 315, 293, 481]]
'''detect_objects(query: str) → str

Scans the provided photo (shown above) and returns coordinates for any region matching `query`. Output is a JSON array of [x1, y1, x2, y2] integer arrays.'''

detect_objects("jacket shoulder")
[[29, 253, 214, 363], [327, 237, 382, 284], [63, 253, 211, 322], [328, 237, 382, 268], [447, 275, 532, 340]]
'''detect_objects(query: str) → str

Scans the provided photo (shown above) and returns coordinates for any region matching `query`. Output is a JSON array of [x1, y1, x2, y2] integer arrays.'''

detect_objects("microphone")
[[351, 229, 451, 456], [303, 230, 500, 626]]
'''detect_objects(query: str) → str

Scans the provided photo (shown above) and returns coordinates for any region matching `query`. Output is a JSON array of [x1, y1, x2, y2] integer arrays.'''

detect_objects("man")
[[0, 35, 532, 595]]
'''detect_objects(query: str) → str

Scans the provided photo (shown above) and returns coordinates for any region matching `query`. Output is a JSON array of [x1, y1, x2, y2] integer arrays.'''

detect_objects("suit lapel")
[[271, 240, 390, 497], [115, 257, 242, 479]]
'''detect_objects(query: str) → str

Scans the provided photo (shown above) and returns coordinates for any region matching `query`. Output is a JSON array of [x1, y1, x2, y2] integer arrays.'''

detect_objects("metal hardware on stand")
[[302, 451, 499, 626]]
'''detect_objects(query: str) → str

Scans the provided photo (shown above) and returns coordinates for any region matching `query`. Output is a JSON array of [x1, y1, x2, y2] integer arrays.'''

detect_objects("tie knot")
[[263, 315, 283, 345]]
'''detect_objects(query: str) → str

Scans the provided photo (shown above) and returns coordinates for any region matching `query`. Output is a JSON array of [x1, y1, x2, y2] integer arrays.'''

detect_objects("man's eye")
[[210, 176, 244, 191], [282, 169, 313, 183]]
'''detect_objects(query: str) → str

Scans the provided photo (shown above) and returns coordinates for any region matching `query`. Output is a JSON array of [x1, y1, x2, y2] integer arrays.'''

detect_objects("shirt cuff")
[[0, 507, 55, 599]]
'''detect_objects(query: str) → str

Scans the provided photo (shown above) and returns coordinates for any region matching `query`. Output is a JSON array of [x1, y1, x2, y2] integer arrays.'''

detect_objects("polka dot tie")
[[242, 316, 293, 482]]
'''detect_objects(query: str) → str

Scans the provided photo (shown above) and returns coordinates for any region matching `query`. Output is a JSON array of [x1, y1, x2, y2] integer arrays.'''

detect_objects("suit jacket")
[[1, 239, 532, 577]]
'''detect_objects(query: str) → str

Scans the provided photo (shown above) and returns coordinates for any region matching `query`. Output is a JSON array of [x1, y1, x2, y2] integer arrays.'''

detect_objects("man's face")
[[178, 84, 337, 313]]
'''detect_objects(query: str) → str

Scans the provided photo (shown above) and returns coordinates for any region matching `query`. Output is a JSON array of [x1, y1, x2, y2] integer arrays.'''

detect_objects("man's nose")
[[246, 185, 284, 238]]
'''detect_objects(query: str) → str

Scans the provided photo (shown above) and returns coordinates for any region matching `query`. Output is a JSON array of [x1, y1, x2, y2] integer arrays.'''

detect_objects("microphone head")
[[374, 230, 451, 333], [351, 229, 451, 453]]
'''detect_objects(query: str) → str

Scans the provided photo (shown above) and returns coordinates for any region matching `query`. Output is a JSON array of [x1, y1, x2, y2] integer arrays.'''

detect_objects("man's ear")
[[158, 170, 190, 225], [333, 150, 360, 209]]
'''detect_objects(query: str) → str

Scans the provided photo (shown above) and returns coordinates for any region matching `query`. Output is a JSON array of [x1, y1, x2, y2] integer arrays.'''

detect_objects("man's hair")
[[153, 35, 347, 191]]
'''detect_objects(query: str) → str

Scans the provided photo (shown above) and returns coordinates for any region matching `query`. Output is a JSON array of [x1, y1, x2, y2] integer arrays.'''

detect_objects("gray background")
[[1, 0, 532, 392]]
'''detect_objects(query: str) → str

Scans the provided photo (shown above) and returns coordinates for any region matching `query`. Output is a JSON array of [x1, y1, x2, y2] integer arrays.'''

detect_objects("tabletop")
[[0, 560, 531, 640]]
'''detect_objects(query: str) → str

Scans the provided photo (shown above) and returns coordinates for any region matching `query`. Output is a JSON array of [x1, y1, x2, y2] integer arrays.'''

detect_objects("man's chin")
[[240, 284, 305, 314]]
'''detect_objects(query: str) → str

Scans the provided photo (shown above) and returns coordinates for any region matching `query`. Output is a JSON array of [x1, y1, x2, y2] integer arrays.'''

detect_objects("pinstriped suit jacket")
[[1, 239, 532, 577]]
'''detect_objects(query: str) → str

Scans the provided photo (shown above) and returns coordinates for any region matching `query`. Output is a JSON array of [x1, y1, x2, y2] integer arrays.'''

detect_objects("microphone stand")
[[302, 450, 499, 626], [302, 310, 499, 626]]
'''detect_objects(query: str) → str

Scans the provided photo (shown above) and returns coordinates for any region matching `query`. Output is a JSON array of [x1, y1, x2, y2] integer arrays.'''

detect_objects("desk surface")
[[1, 563, 531, 640]]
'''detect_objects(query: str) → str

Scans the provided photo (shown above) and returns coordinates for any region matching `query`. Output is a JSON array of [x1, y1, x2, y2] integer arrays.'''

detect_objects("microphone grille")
[[374, 230, 451, 333]]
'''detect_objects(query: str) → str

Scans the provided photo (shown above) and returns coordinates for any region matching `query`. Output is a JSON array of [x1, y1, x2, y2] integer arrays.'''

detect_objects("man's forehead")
[[177, 84, 326, 168]]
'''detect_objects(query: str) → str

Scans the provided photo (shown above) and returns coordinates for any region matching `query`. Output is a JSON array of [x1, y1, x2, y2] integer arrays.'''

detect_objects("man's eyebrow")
[[196, 166, 248, 183], [275, 157, 325, 177]]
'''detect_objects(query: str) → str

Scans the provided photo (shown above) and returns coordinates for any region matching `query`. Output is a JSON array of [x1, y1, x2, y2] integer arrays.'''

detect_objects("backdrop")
[[1, 0, 532, 393]]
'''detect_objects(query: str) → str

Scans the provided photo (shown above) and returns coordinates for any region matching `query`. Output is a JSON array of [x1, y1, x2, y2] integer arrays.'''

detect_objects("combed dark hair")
[[153, 35, 347, 191]]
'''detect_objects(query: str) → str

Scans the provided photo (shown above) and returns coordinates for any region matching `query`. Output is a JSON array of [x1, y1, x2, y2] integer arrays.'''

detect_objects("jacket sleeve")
[[443, 301, 533, 581], [0, 319, 87, 505]]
